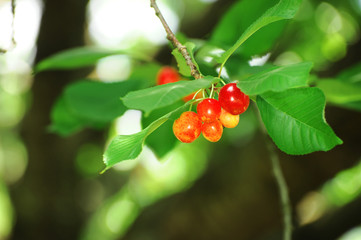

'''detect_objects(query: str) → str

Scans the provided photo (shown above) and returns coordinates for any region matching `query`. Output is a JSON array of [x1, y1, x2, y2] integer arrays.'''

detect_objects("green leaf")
[[317, 79, 361, 104], [129, 63, 161, 88], [337, 61, 361, 85], [0, 179, 13, 239], [218, 0, 302, 67], [211, 0, 286, 58], [257, 87, 342, 155], [122, 76, 218, 115], [172, 42, 201, 77], [314, 62, 361, 112], [238, 62, 313, 95], [64, 80, 139, 123], [49, 68, 156, 136], [103, 104, 188, 170], [35, 47, 149, 72], [49, 97, 85, 136], [142, 101, 184, 158], [49, 96, 106, 136], [339, 101, 361, 112]]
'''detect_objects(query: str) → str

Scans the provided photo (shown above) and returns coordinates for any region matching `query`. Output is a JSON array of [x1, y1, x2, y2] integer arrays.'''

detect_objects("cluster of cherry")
[[157, 67, 250, 143]]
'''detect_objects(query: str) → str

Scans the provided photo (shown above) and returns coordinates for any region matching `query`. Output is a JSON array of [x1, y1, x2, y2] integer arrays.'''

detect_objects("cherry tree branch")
[[255, 105, 293, 240], [267, 139, 293, 240], [0, 0, 16, 54], [11, 0, 16, 46], [150, 0, 201, 79]]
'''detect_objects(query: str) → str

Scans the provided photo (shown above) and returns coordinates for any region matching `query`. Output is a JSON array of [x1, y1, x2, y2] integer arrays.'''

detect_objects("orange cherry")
[[201, 120, 223, 142], [219, 108, 239, 128], [173, 111, 202, 143]]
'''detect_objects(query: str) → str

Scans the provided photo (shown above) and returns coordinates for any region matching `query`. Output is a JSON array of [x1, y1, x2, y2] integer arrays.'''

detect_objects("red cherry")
[[218, 83, 249, 115], [197, 98, 221, 123], [156, 67, 180, 85], [173, 111, 202, 143], [202, 120, 223, 142]]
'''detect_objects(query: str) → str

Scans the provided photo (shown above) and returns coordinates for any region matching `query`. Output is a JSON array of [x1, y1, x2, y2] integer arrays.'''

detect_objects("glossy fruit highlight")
[[197, 98, 221, 123], [219, 108, 239, 128], [156, 66, 180, 85], [173, 111, 202, 143], [201, 120, 223, 142], [218, 83, 249, 115]]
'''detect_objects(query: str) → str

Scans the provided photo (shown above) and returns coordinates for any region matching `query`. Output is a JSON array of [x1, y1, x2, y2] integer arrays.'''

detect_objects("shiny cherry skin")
[[197, 98, 222, 123], [173, 111, 202, 143], [202, 120, 223, 142], [218, 83, 249, 115], [219, 108, 239, 128], [156, 67, 180, 85]]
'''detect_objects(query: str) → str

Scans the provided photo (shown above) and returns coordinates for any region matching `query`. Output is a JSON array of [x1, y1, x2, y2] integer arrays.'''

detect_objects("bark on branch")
[[150, 0, 201, 79]]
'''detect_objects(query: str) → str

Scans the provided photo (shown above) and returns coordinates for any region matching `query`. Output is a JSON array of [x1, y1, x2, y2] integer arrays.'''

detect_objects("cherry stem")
[[255, 105, 293, 240], [218, 66, 224, 79], [210, 84, 215, 98], [188, 88, 204, 111], [150, 0, 201, 79], [220, 79, 227, 86]]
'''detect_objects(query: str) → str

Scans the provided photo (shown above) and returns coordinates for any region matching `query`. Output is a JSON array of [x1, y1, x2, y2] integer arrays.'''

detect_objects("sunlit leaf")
[[0, 180, 13, 238], [337, 61, 361, 85], [122, 76, 218, 115], [339, 101, 361, 112], [211, 0, 285, 58], [172, 42, 201, 77], [317, 79, 361, 104], [218, 0, 302, 66], [103, 104, 187, 170], [257, 87, 342, 155], [35, 47, 149, 72], [322, 61, 361, 112], [238, 62, 312, 95], [142, 101, 184, 158], [64, 80, 139, 123]]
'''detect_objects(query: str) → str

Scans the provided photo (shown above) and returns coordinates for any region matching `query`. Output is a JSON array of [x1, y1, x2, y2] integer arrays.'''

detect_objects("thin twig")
[[11, 0, 16, 46], [255, 105, 293, 240], [267, 139, 293, 240], [150, 0, 201, 79], [0, 0, 16, 54]]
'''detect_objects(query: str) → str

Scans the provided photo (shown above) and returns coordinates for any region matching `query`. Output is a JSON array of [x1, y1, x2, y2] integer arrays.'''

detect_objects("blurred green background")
[[0, 0, 361, 239]]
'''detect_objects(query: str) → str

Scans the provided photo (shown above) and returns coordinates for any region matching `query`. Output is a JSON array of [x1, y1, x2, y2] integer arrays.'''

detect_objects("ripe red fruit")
[[156, 67, 180, 85], [173, 111, 202, 143], [202, 120, 223, 142], [197, 98, 221, 123], [219, 108, 239, 128], [218, 83, 249, 115]]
